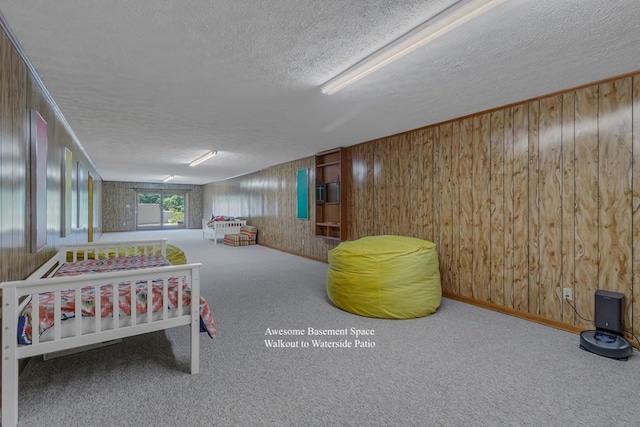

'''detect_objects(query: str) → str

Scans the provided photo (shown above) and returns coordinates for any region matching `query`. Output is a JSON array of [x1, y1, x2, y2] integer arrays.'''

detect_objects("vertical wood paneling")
[[388, 135, 400, 236], [527, 101, 541, 315], [438, 123, 453, 293], [598, 79, 633, 331], [364, 142, 375, 238], [538, 96, 563, 320], [490, 110, 505, 305], [512, 104, 529, 311], [574, 85, 600, 327], [633, 76, 640, 339], [422, 128, 435, 241], [408, 129, 425, 239], [503, 107, 515, 308], [347, 145, 360, 239], [473, 114, 491, 301], [431, 127, 441, 247], [350, 143, 371, 239], [458, 118, 474, 298], [1, 31, 12, 283], [11, 55, 26, 271], [396, 134, 411, 237], [561, 92, 577, 325], [9, 37, 21, 273], [374, 139, 386, 236], [450, 122, 461, 294]]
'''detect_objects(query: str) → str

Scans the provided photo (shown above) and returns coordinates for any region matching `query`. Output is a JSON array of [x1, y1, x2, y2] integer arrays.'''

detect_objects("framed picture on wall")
[[29, 110, 48, 253]]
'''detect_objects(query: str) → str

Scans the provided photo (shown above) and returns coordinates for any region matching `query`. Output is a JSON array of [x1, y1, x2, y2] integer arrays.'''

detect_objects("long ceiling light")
[[189, 150, 217, 167], [320, 0, 507, 95], [162, 175, 175, 182]]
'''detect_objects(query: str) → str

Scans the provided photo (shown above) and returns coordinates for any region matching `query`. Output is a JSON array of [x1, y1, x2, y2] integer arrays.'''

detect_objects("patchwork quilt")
[[18, 256, 216, 345]]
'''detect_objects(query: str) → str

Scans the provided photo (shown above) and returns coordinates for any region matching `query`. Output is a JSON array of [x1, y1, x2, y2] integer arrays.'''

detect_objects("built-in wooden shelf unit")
[[315, 147, 346, 241]]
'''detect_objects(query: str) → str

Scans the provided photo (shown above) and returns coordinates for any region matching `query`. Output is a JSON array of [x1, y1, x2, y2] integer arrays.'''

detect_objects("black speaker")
[[594, 290, 624, 335]]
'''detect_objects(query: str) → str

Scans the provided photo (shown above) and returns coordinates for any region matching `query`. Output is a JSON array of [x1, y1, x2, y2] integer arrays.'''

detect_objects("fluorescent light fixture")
[[162, 175, 175, 182], [320, 0, 506, 95], [189, 150, 217, 167]]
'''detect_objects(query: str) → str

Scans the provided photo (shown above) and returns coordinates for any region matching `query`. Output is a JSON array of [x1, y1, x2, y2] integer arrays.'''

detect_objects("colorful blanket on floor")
[[18, 256, 216, 345]]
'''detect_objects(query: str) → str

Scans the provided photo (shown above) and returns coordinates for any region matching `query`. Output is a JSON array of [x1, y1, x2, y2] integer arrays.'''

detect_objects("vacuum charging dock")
[[579, 290, 632, 361]]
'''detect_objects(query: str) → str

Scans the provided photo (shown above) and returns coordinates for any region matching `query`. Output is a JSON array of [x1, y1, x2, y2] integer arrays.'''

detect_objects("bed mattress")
[[17, 255, 216, 345]]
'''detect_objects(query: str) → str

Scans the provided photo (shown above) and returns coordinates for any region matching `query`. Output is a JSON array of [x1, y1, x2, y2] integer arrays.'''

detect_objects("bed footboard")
[[1, 261, 201, 427], [202, 219, 247, 244]]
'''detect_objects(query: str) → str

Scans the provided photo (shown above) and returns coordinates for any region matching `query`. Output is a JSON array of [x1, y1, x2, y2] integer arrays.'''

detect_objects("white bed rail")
[[202, 219, 247, 244], [28, 239, 169, 280], [59, 238, 168, 261], [0, 242, 200, 427]]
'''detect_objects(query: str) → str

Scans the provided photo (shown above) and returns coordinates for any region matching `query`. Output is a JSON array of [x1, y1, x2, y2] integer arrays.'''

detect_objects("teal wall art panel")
[[296, 168, 309, 220]]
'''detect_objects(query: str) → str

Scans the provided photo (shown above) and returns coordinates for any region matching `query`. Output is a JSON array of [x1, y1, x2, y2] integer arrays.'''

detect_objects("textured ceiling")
[[1, 0, 639, 185]]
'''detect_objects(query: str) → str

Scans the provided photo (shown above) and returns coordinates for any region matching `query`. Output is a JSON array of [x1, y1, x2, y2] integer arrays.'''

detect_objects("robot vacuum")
[[579, 290, 632, 361]]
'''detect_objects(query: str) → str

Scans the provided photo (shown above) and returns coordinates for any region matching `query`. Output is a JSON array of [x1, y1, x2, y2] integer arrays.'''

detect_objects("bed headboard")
[[27, 239, 169, 280]]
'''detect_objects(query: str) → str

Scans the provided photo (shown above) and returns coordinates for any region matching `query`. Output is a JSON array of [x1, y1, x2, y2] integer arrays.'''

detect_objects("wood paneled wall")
[[206, 73, 640, 339], [349, 75, 640, 338], [203, 158, 340, 260], [102, 181, 203, 232], [0, 23, 102, 286]]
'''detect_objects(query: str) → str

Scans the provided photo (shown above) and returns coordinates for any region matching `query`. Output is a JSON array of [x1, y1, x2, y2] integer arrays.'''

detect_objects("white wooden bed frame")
[[202, 218, 247, 244], [0, 239, 202, 427]]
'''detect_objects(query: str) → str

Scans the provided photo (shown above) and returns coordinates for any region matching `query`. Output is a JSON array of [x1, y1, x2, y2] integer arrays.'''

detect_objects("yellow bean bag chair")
[[327, 235, 441, 319], [164, 244, 187, 265]]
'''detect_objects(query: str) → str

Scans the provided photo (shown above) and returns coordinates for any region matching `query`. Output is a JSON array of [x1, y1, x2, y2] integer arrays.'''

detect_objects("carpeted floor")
[[12, 229, 640, 426]]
